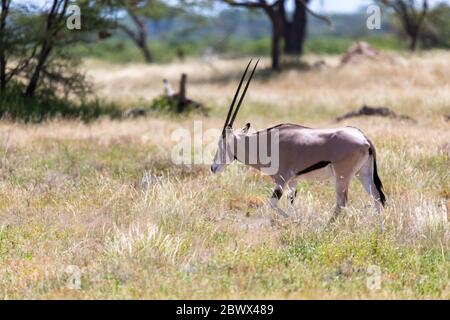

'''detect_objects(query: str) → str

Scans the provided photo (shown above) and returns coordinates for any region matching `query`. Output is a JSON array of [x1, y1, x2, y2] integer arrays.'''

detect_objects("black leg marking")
[[369, 147, 386, 206], [288, 190, 297, 205], [297, 161, 331, 176], [272, 188, 282, 200]]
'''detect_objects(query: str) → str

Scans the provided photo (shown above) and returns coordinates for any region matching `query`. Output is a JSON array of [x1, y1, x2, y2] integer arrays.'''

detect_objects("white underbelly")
[[300, 164, 334, 181]]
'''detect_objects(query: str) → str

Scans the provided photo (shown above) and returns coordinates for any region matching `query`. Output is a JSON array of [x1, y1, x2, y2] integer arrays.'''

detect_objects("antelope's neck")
[[232, 135, 263, 171]]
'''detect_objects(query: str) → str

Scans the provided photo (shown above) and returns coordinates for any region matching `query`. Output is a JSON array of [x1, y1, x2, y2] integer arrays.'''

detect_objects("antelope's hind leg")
[[328, 150, 367, 226], [357, 157, 384, 231], [328, 174, 351, 226]]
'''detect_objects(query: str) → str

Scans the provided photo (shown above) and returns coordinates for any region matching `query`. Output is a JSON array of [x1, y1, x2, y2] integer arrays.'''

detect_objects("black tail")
[[369, 148, 386, 206]]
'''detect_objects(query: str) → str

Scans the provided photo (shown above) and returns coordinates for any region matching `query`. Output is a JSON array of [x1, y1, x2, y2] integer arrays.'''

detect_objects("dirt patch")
[[340, 41, 395, 66]]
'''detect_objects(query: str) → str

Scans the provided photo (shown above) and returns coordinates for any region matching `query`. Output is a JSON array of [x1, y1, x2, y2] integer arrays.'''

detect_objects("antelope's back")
[[276, 124, 371, 165]]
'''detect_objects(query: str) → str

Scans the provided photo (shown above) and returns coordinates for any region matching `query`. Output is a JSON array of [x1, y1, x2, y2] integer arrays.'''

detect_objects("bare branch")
[[224, 0, 268, 9], [297, 0, 333, 27]]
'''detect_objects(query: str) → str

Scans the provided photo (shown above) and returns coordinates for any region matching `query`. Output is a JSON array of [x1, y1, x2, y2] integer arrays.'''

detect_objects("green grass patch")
[[72, 35, 406, 64], [305, 35, 406, 54]]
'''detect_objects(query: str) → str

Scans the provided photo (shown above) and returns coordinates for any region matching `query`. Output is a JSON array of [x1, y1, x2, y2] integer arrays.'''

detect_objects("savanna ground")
[[0, 51, 449, 299]]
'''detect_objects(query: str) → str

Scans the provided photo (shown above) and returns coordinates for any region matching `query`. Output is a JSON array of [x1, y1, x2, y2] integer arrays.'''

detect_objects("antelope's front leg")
[[270, 185, 289, 218]]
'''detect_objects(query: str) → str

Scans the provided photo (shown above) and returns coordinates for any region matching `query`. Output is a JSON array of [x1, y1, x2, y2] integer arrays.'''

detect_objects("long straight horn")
[[229, 58, 259, 127], [223, 59, 253, 133]]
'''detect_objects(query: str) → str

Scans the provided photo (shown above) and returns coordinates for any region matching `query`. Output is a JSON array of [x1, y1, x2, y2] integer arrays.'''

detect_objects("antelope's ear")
[[242, 123, 251, 133]]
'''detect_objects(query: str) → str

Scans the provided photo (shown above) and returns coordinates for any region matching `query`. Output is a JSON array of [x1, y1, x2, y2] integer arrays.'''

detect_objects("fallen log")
[[336, 105, 416, 123], [123, 108, 147, 118]]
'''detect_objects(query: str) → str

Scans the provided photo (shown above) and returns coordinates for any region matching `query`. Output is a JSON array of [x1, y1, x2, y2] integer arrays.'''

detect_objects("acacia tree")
[[110, 0, 153, 62], [0, 0, 112, 98], [106, 0, 181, 63], [0, 0, 73, 97], [1, 0, 41, 93], [379, 0, 428, 51], [420, 3, 450, 49], [223, 0, 331, 69], [24, 0, 71, 97]]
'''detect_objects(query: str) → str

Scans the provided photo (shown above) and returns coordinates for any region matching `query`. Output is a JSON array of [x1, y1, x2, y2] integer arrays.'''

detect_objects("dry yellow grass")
[[0, 51, 448, 299]]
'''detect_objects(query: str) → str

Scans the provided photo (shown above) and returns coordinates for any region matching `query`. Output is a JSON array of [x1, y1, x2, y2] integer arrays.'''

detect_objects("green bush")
[[304, 37, 353, 54], [71, 39, 144, 63], [0, 82, 121, 123], [149, 95, 175, 112], [222, 37, 271, 56], [147, 94, 207, 115], [305, 36, 406, 54]]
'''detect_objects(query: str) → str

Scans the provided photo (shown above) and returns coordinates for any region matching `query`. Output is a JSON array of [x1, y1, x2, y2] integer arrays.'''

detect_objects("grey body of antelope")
[[210, 60, 386, 229]]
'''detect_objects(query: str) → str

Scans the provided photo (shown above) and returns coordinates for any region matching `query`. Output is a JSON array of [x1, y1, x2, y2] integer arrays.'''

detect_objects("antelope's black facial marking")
[[297, 161, 331, 176], [272, 188, 282, 200]]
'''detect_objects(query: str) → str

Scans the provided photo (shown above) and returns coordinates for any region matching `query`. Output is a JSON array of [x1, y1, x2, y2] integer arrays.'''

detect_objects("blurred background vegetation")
[[0, 0, 449, 121], [70, 1, 449, 63]]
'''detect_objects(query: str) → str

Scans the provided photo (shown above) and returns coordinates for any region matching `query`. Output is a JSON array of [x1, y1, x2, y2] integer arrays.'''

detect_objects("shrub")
[[0, 82, 121, 123]]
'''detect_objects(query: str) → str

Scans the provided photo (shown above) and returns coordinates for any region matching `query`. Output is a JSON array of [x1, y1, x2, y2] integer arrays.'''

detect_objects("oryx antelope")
[[211, 59, 386, 228]]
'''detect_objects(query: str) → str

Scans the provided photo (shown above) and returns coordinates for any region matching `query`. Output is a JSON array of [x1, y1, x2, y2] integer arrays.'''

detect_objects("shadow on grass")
[[0, 84, 122, 123]]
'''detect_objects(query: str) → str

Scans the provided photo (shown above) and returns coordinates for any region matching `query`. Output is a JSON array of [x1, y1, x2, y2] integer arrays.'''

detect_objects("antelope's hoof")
[[277, 209, 289, 219]]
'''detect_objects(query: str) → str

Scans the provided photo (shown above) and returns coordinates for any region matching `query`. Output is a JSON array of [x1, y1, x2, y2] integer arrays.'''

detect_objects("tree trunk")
[[257, 2, 283, 70], [390, 0, 428, 52], [24, 0, 67, 98], [409, 32, 418, 51], [137, 39, 152, 63], [128, 9, 152, 63], [265, 5, 283, 70], [0, 41, 6, 91], [271, 27, 281, 70], [0, 0, 9, 91], [25, 45, 52, 98], [0, 52, 5, 91], [177, 73, 187, 113], [283, 0, 307, 56]]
